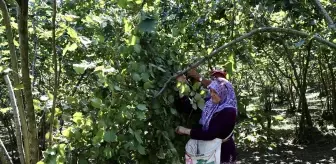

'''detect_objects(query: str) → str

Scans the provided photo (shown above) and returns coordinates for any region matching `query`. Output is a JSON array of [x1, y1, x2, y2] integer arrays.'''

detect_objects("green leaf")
[[130, 35, 137, 45], [91, 98, 102, 108], [58, 144, 66, 156], [192, 82, 201, 90], [67, 27, 79, 40], [170, 108, 177, 115], [0, 108, 11, 114], [132, 73, 141, 81], [136, 104, 147, 110], [114, 85, 121, 91], [143, 81, 153, 89], [134, 44, 141, 53], [124, 18, 132, 33], [197, 99, 205, 109], [55, 29, 65, 38], [62, 127, 71, 138], [72, 112, 83, 124], [93, 129, 104, 145], [104, 146, 113, 158], [118, 0, 127, 8], [156, 148, 165, 159], [78, 157, 89, 164], [137, 145, 146, 155], [68, 43, 78, 51], [104, 130, 117, 142], [333, 39, 336, 43], [194, 93, 202, 101], [73, 64, 86, 74], [134, 130, 143, 144], [14, 84, 24, 91], [138, 18, 156, 32], [135, 0, 142, 4], [273, 115, 284, 121], [141, 73, 149, 82]]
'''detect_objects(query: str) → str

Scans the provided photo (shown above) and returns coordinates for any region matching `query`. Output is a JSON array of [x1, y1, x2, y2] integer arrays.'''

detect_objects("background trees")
[[0, 0, 335, 163]]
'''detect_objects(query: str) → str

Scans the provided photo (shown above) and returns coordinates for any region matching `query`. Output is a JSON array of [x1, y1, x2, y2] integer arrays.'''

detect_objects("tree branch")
[[17, 1, 39, 163], [0, 0, 30, 163], [3, 74, 25, 164], [0, 137, 13, 164], [49, 0, 58, 146], [153, 27, 336, 98], [312, 0, 335, 30]]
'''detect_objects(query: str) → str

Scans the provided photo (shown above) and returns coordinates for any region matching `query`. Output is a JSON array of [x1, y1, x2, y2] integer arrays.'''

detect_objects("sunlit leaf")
[[72, 112, 83, 124], [73, 63, 86, 74], [273, 115, 284, 121], [135, 0, 142, 4], [14, 84, 24, 91], [62, 127, 71, 138], [0, 107, 11, 114], [67, 27, 79, 40]]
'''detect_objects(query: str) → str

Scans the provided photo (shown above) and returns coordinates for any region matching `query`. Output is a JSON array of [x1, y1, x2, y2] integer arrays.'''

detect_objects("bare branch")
[[312, 0, 335, 30], [154, 27, 336, 98]]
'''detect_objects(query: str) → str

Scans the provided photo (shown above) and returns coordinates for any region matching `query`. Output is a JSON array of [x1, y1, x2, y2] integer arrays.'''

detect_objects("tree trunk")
[[327, 64, 336, 126], [0, 1, 30, 163], [297, 41, 313, 142], [4, 74, 25, 164], [317, 54, 328, 108], [49, 0, 58, 146], [289, 80, 296, 112], [0, 138, 13, 164], [17, 1, 39, 163]]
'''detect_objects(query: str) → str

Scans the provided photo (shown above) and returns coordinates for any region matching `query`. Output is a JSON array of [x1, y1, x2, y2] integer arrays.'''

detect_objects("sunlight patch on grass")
[[246, 104, 259, 111], [272, 124, 295, 130], [272, 107, 287, 111], [306, 92, 320, 99]]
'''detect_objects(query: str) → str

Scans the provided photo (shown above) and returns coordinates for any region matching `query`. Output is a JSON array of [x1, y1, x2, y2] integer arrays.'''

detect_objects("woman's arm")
[[190, 108, 236, 140], [187, 69, 211, 87]]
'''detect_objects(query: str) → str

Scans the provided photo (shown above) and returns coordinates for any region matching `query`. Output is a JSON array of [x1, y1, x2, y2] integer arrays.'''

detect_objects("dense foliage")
[[0, 0, 335, 163]]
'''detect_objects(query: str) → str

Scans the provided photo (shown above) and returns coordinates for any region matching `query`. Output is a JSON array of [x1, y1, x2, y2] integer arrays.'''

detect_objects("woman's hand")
[[175, 126, 191, 135], [176, 75, 187, 83], [187, 68, 200, 79]]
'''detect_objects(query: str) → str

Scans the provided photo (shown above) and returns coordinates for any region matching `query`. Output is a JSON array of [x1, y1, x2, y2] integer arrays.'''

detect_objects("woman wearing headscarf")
[[175, 77, 238, 164]]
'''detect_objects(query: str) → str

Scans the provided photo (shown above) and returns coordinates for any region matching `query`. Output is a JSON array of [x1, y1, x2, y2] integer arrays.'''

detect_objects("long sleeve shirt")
[[190, 107, 237, 163]]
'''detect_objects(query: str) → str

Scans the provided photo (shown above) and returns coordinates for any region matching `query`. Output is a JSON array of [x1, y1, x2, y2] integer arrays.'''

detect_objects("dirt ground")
[[235, 93, 336, 164], [237, 138, 336, 164]]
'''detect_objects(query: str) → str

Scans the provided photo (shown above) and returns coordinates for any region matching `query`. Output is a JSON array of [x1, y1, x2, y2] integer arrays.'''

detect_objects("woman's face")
[[210, 88, 221, 104]]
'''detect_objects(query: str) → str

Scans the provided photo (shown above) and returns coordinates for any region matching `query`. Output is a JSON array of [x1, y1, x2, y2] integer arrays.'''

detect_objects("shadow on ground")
[[236, 121, 336, 164]]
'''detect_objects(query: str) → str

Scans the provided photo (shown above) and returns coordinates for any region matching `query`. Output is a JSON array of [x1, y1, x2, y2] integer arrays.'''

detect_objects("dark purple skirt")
[[220, 137, 237, 163]]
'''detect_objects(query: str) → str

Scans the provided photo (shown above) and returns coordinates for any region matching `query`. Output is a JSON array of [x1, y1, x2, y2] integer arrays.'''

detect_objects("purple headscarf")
[[199, 77, 237, 130]]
